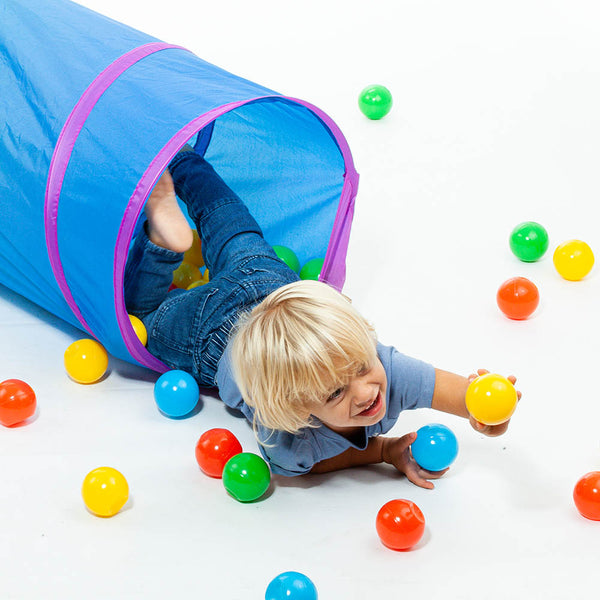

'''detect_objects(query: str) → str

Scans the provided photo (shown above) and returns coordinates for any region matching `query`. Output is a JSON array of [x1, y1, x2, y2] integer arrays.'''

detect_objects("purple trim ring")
[[44, 42, 186, 338], [115, 96, 360, 371], [42, 40, 359, 371]]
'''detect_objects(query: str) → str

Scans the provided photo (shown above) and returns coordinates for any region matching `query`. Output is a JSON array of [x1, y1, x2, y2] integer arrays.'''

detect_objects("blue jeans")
[[124, 150, 299, 386]]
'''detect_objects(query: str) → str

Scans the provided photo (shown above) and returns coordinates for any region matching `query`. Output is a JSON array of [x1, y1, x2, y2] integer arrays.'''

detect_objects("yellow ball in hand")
[[465, 373, 518, 426], [64, 339, 108, 384], [82, 467, 129, 517], [553, 239, 594, 281]]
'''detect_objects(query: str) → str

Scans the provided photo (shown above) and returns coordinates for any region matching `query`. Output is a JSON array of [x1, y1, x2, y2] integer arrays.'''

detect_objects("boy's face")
[[310, 358, 387, 432]]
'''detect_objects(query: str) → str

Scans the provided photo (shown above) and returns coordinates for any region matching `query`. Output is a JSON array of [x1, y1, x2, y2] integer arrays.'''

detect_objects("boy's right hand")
[[381, 433, 449, 490]]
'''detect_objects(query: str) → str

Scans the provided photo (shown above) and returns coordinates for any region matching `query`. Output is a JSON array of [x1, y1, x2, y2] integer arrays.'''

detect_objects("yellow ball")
[[553, 239, 594, 281], [64, 339, 108, 384], [172, 261, 203, 289], [128, 314, 147, 346], [183, 230, 204, 268], [465, 373, 518, 426], [82, 467, 129, 517]]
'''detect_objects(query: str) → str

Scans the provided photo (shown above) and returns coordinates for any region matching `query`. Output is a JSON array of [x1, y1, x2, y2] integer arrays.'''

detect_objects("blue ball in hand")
[[411, 423, 458, 472]]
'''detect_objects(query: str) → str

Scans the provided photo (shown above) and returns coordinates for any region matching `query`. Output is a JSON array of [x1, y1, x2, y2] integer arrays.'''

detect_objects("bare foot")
[[145, 170, 193, 253]]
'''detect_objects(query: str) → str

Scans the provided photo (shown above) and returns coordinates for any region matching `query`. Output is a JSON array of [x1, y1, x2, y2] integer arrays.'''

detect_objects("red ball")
[[573, 471, 600, 521], [496, 276, 539, 320], [0, 379, 36, 427], [376, 499, 425, 550], [195, 428, 243, 478]]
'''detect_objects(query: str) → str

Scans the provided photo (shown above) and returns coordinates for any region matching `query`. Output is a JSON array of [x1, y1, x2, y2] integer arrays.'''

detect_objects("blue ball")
[[411, 423, 458, 472], [265, 572, 318, 600], [154, 370, 199, 418]]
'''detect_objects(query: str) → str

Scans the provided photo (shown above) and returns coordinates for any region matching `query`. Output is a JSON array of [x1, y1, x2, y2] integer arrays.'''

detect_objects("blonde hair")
[[230, 280, 377, 436]]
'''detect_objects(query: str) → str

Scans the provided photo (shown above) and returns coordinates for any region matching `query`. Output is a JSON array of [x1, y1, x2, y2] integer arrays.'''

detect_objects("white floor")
[[2, 1, 600, 598]]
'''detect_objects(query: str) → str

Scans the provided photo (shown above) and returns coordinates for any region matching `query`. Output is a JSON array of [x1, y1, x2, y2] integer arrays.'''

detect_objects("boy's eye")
[[327, 387, 344, 402]]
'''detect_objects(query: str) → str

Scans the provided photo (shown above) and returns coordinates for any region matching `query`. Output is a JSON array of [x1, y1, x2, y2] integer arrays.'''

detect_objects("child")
[[125, 147, 520, 488]]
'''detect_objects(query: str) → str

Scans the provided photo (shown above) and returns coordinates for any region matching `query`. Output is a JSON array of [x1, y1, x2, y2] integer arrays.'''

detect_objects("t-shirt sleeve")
[[378, 342, 436, 423], [256, 429, 319, 477]]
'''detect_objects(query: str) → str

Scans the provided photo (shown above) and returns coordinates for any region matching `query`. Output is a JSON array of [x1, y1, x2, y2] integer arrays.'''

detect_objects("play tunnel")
[[0, 0, 359, 371]]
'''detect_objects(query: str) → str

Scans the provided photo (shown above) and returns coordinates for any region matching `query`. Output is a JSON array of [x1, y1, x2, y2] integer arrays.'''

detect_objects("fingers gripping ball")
[[128, 314, 147, 346], [376, 499, 425, 551], [265, 571, 318, 600], [358, 84, 393, 120], [195, 428, 243, 478], [411, 423, 458, 472], [0, 379, 36, 426], [509, 221, 549, 262], [465, 373, 518, 426], [154, 370, 199, 418], [222, 452, 271, 502], [553, 240, 595, 281], [82, 467, 129, 517], [573, 471, 600, 521], [64, 339, 108, 384], [496, 276, 539, 320]]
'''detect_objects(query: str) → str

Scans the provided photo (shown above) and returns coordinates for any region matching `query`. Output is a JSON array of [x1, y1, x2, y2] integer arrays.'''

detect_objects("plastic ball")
[[573, 471, 600, 521], [172, 261, 203, 289], [187, 279, 207, 290], [128, 314, 147, 346], [184, 230, 204, 267], [509, 221, 549, 262], [376, 499, 425, 550], [273, 245, 301, 273], [553, 239, 595, 281], [411, 423, 458, 472], [299, 258, 324, 281], [496, 276, 539, 320], [465, 373, 518, 426], [358, 84, 393, 120], [222, 452, 271, 502], [82, 466, 129, 517], [154, 370, 199, 417], [265, 571, 318, 600], [195, 428, 243, 478], [64, 339, 109, 384], [0, 379, 36, 427]]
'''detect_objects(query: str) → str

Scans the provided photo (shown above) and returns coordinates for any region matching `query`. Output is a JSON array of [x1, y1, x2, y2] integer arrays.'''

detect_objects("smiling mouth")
[[357, 392, 382, 417]]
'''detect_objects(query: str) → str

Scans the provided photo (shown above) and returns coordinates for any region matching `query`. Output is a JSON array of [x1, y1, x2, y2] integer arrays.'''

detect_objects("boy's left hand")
[[467, 369, 521, 437]]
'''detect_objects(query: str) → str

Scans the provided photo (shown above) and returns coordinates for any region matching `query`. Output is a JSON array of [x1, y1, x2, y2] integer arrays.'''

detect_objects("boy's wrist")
[[380, 437, 391, 464]]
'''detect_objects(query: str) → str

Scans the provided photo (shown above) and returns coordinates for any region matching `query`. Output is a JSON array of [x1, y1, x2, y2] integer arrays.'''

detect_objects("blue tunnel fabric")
[[0, 0, 358, 370]]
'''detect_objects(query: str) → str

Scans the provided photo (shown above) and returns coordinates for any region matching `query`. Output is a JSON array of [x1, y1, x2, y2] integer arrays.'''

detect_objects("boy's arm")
[[309, 433, 448, 489], [309, 436, 387, 473]]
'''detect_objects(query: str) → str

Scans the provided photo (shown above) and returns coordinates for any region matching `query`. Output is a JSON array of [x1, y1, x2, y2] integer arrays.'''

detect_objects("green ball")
[[509, 221, 549, 262], [358, 84, 393, 120], [299, 258, 324, 281], [272, 245, 300, 273], [222, 452, 271, 502]]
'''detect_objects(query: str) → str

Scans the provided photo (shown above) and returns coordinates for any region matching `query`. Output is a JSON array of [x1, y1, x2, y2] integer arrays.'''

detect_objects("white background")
[[2, 1, 600, 598]]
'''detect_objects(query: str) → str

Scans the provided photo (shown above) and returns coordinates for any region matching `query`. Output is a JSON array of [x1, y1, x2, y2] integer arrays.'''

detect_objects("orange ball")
[[0, 379, 36, 426], [195, 428, 243, 478], [573, 471, 600, 521], [376, 499, 425, 550], [496, 276, 539, 320]]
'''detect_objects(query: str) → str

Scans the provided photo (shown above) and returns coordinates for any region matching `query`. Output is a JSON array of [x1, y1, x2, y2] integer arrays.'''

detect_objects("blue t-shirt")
[[215, 341, 436, 476]]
